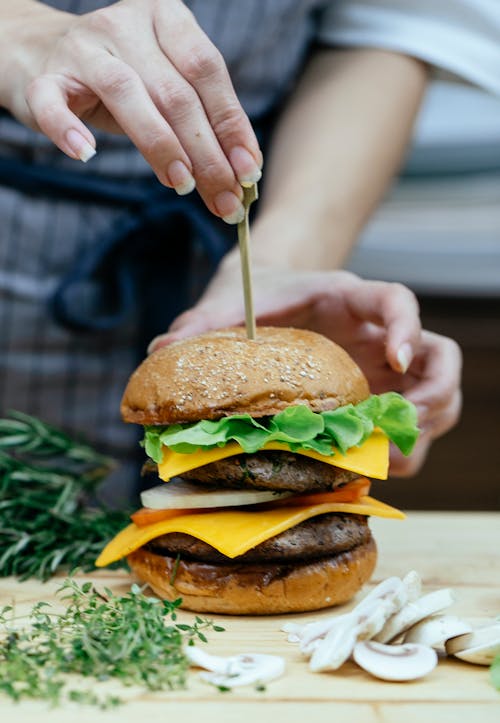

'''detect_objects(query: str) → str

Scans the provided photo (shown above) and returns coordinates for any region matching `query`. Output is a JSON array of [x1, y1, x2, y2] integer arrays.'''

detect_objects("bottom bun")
[[127, 535, 377, 615]]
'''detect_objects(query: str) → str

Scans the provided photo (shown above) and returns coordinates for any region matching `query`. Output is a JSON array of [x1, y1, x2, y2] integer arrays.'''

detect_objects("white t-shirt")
[[319, 0, 500, 96]]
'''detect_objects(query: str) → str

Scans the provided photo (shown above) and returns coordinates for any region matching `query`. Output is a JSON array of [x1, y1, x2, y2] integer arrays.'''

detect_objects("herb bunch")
[[0, 578, 224, 708], [0, 411, 130, 580]]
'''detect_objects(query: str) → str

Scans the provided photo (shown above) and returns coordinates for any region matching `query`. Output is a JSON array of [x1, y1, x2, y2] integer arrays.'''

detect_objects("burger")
[[96, 327, 418, 615]]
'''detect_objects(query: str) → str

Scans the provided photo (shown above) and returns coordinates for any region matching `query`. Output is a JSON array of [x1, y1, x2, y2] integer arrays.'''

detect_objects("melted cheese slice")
[[157, 429, 389, 482], [95, 495, 404, 567]]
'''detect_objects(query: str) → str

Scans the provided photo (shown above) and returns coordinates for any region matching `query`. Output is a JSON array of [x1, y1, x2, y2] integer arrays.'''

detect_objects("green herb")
[[0, 410, 111, 463], [0, 578, 223, 708], [0, 411, 130, 580], [491, 654, 500, 690], [143, 392, 419, 463], [169, 553, 181, 586]]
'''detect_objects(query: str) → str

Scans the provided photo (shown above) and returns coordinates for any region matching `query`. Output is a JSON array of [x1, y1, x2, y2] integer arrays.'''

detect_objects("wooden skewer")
[[237, 182, 258, 340]]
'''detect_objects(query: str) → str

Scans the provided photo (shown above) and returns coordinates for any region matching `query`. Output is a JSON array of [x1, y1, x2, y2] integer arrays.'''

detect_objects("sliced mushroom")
[[445, 623, 500, 665], [402, 570, 422, 601], [185, 646, 285, 687], [185, 646, 230, 674], [281, 621, 303, 644], [356, 597, 403, 641], [375, 588, 456, 644], [307, 579, 415, 671], [404, 615, 473, 649], [296, 577, 409, 656], [281, 572, 449, 680], [354, 576, 408, 615], [298, 612, 355, 656], [309, 621, 359, 672], [353, 641, 438, 681]]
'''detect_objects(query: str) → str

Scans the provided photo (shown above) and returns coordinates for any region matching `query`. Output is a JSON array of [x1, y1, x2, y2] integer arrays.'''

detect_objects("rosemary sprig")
[[0, 410, 112, 464], [0, 578, 224, 708], [0, 411, 130, 580]]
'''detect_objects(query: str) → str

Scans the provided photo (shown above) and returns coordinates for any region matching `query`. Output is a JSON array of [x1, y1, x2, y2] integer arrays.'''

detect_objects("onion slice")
[[140, 480, 293, 509]]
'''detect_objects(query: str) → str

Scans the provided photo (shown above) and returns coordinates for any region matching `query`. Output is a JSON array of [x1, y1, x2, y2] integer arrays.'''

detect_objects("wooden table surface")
[[1, 512, 499, 722]]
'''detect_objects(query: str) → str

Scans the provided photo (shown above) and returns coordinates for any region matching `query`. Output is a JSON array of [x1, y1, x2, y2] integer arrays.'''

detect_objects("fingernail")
[[167, 160, 196, 196], [397, 343, 413, 373], [66, 129, 96, 163], [214, 191, 245, 225], [222, 208, 246, 224], [229, 145, 262, 186]]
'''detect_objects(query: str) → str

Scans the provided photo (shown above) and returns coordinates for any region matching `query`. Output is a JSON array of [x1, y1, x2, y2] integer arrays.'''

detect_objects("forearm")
[[233, 48, 427, 270]]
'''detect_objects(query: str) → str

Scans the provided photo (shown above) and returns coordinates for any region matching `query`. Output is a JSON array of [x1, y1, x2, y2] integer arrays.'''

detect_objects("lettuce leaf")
[[142, 392, 419, 464], [355, 392, 419, 456]]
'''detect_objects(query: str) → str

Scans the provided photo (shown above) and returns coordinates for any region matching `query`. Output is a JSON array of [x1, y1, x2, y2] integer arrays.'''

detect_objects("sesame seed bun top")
[[121, 327, 370, 425]]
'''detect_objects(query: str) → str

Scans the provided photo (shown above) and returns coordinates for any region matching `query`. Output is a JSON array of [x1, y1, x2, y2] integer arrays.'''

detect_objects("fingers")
[[120, 1, 260, 217], [341, 279, 422, 374], [154, 1, 263, 181], [389, 437, 432, 477], [405, 331, 462, 411], [389, 389, 461, 478], [148, 308, 217, 353], [119, 43, 245, 220], [24, 1, 262, 222], [83, 54, 204, 190], [148, 302, 245, 354], [389, 332, 463, 478], [25, 75, 97, 162], [421, 389, 462, 438], [96, 0, 259, 219]]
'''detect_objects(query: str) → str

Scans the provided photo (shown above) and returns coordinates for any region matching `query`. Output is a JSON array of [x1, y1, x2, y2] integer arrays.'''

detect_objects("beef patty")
[[180, 451, 359, 493], [146, 513, 370, 564]]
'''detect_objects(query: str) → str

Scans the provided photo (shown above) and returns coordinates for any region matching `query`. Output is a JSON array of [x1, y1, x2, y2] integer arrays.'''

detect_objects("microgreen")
[[0, 578, 223, 708], [0, 411, 131, 580]]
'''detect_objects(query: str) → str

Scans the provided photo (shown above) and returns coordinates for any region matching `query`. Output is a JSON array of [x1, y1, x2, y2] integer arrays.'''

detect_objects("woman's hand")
[[149, 265, 462, 476], [0, 0, 261, 222]]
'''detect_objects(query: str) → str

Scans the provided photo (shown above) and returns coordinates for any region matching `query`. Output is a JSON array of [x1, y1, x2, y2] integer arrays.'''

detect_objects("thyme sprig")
[[0, 578, 224, 708], [0, 411, 130, 580]]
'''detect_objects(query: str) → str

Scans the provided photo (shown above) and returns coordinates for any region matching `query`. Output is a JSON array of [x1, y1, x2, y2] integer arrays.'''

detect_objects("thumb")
[[147, 305, 243, 354]]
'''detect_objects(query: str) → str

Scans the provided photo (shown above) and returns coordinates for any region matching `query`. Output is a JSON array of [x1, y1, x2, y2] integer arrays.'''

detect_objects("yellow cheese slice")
[[95, 495, 404, 567], [157, 429, 389, 482]]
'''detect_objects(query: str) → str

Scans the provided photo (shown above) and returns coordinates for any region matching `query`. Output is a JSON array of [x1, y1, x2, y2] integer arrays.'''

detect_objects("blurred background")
[[346, 77, 500, 511]]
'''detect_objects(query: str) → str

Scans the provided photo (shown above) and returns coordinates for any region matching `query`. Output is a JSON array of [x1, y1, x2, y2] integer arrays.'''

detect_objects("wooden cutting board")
[[1, 512, 499, 722]]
